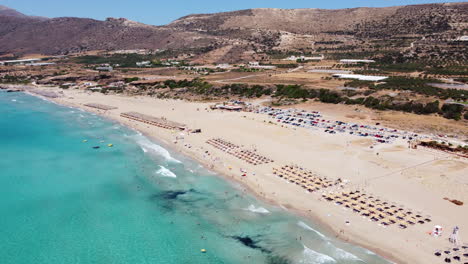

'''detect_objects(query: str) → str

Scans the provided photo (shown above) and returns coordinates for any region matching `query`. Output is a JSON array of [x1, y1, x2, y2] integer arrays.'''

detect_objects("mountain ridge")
[[0, 3, 466, 63]]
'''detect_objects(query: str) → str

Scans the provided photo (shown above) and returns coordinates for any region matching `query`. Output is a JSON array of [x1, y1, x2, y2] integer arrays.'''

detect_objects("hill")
[[0, 3, 466, 63]]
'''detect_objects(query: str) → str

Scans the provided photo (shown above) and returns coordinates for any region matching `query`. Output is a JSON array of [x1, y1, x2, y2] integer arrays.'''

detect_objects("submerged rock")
[[231, 235, 271, 253]]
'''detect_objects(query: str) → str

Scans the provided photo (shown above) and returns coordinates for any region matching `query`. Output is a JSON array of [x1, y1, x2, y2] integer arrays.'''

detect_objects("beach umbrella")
[[361, 210, 371, 216]]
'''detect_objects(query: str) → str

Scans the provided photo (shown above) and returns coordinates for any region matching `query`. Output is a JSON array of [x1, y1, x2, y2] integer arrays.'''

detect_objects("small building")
[[96, 66, 113, 72], [339, 59, 375, 64], [248, 61, 276, 70], [285, 55, 324, 61], [0, 58, 42, 66], [454, 36, 468, 41], [26, 62, 56, 66], [136, 61, 151, 67], [216, 63, 231, 69]]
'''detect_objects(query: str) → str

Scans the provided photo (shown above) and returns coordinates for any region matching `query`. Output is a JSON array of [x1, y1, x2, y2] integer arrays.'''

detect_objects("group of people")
[[322, 190, 432, 229]]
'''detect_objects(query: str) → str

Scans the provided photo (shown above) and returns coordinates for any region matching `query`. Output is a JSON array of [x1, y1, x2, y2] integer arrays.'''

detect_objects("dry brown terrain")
[[1, 3, 467, 63]]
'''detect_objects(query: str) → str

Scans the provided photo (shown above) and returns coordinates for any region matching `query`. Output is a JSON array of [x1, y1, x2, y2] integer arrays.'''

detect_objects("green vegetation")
[[424, 66, 468, 76], [454, 77, 468, 83], [372, 54, 468, 75], [420, 141, 468, 155], [0, 75, 30, 84], [269, 64, 297, 68], [441, 103, 464, 121], [232, 67, 263, 72], [71, 54, 186, 68], [124, 77, 139, 83], [136, 78, 467, 121], [274, 84, 310, 99], [162, 79, 212, 90], [374, 77, 466, 101], [265, 50, 319, 60], [344, 80, 374, 88]]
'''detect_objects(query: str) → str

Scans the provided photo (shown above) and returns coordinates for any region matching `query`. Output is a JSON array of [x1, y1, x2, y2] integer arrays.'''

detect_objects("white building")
[[339, 59, 375, 64], [136, 61, 151, 67], [96, 66, 113, 72], [248, 61, 276, 70], [26, 62, 56, 66], [284, 55, 324, 61], [216, 63, 231, 69], [0, 58, 42, 66], [249, 65, 277, 70], [332, 74, 388, 81]]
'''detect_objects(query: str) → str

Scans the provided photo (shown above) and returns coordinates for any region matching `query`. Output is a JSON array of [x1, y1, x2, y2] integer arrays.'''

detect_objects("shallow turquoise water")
[[0, 91, 392, 264]]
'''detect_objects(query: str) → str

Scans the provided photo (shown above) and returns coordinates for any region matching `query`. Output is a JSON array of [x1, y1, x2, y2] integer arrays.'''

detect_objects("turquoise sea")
[[0, 91, 392, 264]]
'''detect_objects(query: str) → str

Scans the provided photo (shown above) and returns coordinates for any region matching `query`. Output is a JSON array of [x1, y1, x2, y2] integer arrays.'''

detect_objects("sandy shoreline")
[[19, 87, 468, 264]]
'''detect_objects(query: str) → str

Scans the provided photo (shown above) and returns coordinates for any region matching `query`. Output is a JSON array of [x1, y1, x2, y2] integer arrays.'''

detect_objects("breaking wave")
[[244, 204, 270, 214], [300, 246, 336, 264], [297, 221, 327, 239], [334, 247, 363, 262], [156, 166, 177, 178], [134, 135, 181, 163], [364, 248, 377, 255]]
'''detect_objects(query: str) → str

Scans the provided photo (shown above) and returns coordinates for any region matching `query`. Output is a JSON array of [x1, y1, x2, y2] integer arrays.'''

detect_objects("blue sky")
[[0, 0, 463, 25]]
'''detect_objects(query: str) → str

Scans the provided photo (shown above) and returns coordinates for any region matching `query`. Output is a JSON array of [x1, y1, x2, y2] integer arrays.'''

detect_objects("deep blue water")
[[0, 91, 391, 264]]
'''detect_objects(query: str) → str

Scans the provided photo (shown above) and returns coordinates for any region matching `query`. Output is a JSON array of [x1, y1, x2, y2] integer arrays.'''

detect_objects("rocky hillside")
[[170, 3, 467, 36], [0, 6, 219, 55], [0, 3, 466, 62], [0, 5, 28, 18]]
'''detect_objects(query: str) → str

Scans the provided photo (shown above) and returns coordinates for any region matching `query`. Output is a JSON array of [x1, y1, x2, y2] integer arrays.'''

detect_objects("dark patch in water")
[[266, 255, 291, 264], [150, 188, 198, 202], [231, 235, 271, 253], [162, 190, 187, 199]]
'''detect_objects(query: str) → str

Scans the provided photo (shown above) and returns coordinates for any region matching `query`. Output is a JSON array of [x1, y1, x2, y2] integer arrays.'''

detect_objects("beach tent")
[[432, 225, 443, 237]]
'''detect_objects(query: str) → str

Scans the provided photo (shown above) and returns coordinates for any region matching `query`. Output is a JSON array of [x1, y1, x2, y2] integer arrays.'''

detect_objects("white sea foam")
[[334, 248, 363, 261], [300, 246, 336, 264], [297, 221, 327, 239], [363, 248, 377, 255], [11, 99, 17, 102], [134, 135, 181, 163], [244, 204, 270, 214], [156, 166, 177, 178]]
